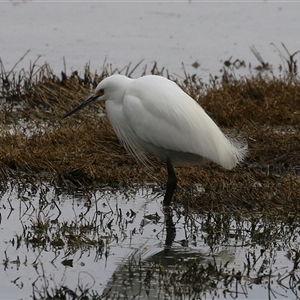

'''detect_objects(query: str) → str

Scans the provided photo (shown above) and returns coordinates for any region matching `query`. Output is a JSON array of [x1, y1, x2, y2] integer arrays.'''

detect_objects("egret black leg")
[[164, 209, 176, 255], [163, 158, 177, 206]]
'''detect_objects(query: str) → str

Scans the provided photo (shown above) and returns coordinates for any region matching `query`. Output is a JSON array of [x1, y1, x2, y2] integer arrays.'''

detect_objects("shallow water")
[[1, 1, 300, 81], [0, 182, 299, 299]]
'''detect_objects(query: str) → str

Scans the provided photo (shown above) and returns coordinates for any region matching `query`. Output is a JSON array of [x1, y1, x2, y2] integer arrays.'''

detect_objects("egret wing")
[[123, 76, 244, 169]]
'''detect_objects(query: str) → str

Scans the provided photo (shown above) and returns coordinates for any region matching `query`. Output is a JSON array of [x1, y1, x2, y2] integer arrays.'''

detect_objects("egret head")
[[64, 74, 131, 118]]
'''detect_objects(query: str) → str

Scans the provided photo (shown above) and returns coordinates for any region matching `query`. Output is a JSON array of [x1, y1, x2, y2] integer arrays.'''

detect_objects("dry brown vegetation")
[[0, 57, 299, 218]]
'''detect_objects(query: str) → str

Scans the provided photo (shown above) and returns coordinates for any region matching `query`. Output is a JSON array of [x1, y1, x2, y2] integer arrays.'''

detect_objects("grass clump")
[[0, 53, 300, 218]]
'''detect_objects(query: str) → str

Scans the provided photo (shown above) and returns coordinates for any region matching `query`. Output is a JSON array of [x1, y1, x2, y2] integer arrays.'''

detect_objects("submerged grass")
[[0, 54, 300, 218]]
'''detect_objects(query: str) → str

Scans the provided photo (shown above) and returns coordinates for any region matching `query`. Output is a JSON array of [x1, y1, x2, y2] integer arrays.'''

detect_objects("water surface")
[[1, 1, 299, 80], [1, 183, 299, 299]]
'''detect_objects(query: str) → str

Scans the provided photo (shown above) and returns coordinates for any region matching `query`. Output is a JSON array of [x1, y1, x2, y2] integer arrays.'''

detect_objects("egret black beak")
[[64, 95, 98, 118]]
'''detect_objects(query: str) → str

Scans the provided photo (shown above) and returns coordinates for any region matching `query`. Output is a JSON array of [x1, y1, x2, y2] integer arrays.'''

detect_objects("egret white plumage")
[[64, 74, 247, 206]]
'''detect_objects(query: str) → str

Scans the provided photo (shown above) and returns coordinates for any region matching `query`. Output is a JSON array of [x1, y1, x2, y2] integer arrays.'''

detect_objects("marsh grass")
[[0, 52, 300, 219]]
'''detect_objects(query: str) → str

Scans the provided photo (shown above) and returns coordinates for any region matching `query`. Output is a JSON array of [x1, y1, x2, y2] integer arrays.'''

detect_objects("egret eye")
[[96, 88, 104, 97]]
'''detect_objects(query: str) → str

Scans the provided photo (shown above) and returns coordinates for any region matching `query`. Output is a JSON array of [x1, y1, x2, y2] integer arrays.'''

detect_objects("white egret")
[[64, 74, 247, 206]]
